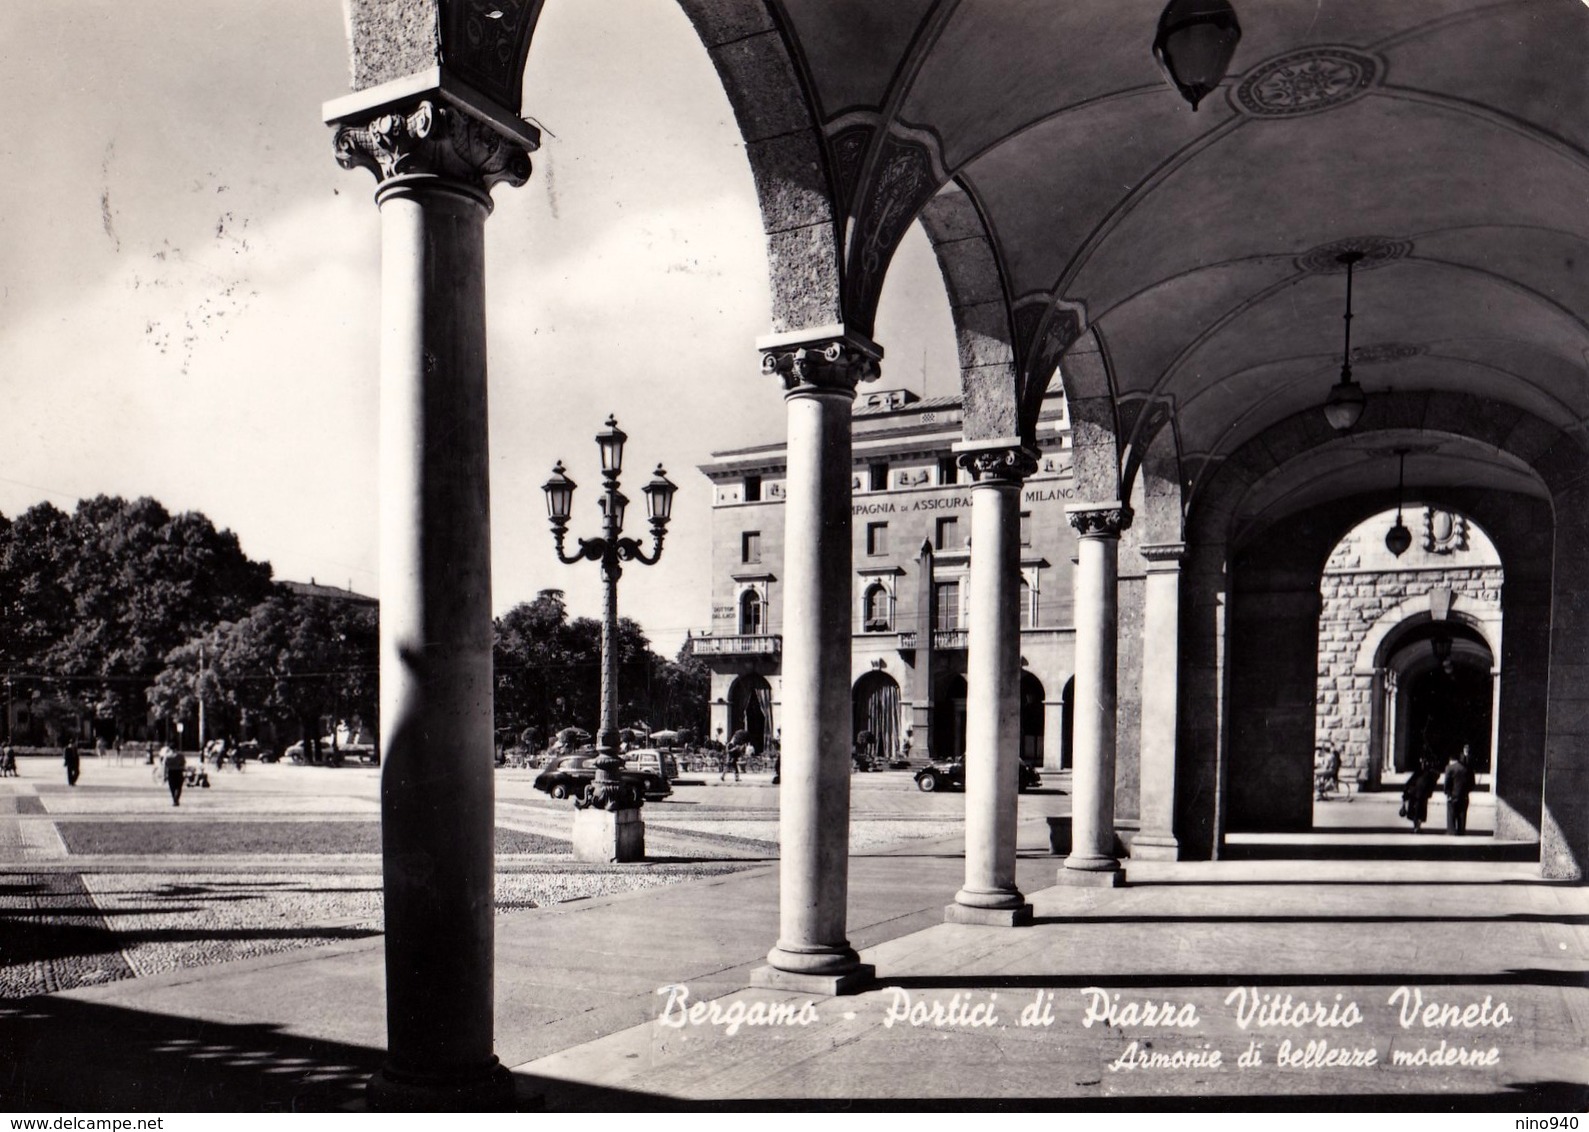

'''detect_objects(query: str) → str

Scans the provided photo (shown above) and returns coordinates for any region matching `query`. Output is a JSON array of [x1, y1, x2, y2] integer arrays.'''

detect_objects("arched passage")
[[932, 673, 968, 761], [1020, 670, 1045, 766], [852, 670, 901, 763], [1312, 504, 1504, 793], [727, 673, 773, 753]]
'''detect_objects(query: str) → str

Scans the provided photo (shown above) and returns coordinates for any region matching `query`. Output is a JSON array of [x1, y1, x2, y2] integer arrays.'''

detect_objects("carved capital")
[[760, 335, 882, 395], [333, 99, 532, 195], [1067, 503, 1133, 539], [957, 445, 1039, 485], [1140, 541, 1187, 570]]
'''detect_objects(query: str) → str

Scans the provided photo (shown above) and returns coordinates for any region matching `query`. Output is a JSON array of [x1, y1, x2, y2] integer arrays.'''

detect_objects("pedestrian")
[[1401, 756, 1437, 833], [162, 745, 186, 807], [721, 742, 743, 782], [1, 739, 16, 778], [1444, 746, 1474, 835], [63, 739, 80, 787]]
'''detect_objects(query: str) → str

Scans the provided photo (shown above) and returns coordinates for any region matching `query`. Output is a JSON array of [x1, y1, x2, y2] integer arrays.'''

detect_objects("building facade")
[[691, 387, 1080, 769]]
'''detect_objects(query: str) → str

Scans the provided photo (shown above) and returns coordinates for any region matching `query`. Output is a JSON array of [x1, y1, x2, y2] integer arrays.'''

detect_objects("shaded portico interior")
[[320, 0, 1589, 1106]]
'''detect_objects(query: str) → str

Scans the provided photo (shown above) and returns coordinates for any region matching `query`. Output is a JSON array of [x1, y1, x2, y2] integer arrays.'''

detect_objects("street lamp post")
[[542, 415, 676, 858]]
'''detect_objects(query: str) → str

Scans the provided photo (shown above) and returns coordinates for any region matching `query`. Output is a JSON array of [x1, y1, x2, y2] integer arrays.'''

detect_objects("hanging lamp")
[[1152, 0, 1243, 111], [1323, 250, 1367, 431], [1385, 449, 1412, 557]]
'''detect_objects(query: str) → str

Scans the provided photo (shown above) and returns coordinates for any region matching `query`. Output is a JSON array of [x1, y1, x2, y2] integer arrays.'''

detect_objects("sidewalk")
[[2, 801, 1584, 1111]]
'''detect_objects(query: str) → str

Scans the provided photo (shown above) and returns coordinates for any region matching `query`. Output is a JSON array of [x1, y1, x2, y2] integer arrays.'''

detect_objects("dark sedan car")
[[533, 752, 671, 802], [914, 758, 1040, 793]]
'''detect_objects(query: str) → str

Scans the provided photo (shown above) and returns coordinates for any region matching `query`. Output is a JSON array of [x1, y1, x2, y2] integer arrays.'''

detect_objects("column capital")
[[1140, 541, 1187, 571], [758, 325, 882, 395], [953, 439, 1039, 485], [1066, 502, 1134, 539], [331, 98, 534, 199]]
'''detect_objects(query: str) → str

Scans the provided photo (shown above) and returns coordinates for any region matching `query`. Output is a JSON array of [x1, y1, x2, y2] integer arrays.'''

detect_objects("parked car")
[[533, 751, 671, 802], [284, 737, 380, 766], [914, 758, 1040, 793], [624, 747, 679, 780]]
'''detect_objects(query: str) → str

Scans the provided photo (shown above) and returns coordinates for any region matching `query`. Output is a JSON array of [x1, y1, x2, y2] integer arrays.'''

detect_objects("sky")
[[0, 0, 960, 653]]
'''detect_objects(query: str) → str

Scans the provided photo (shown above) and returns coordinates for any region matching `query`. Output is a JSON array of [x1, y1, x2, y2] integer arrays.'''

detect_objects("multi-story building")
[[689, 386, 1080, 768]]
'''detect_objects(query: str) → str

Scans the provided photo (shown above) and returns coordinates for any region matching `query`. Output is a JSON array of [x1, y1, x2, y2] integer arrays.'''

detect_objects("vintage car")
[[914, 758, 1041, 794], [532, 751, 671, 802]]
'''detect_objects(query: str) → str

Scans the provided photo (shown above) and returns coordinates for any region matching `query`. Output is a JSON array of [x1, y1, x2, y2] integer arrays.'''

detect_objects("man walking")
[[1444, 746, 1474, 835], [62, 739, 80, 787]]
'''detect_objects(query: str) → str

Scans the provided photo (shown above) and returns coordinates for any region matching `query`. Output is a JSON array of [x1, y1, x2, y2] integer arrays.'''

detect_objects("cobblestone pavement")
[[0, 759, 992, 999]]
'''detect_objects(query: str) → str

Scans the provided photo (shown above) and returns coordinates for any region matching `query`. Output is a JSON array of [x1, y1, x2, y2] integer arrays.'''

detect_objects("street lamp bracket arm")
[[617, 533, 665, 566]]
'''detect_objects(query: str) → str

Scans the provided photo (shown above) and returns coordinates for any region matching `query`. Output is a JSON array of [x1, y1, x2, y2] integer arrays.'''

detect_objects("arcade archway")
[[852, 670, 901, 764], [726, 673, 772, 753]]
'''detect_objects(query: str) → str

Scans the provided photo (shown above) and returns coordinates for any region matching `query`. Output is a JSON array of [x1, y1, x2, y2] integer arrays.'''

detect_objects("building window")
[[739, 590, 763, 635], [937, 456, 958, 485], [744, 475, 762, 502], [866, 522, 888, 556], [869, 462, 890, 491], [934, 581, 960, 630], [864, 583, 892, 631], [1019, 578, 1035, 627], [1020, 510, 1033, 546], [935, 516, 959, 551], [741, 530, 761, 564]]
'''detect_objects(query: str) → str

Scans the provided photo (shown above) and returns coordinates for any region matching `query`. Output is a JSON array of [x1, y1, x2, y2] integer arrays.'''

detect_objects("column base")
[[1057, 855, 1126, 887], [945, 902, 1032, 927], [572, 806, 645, 863], [366, 1058, 519, 1112], [751, 963, 875, 996], [1129, 834, 1180, 861]]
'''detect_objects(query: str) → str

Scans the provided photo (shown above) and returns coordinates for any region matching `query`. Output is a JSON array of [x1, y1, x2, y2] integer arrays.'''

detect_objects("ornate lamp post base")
[[572, 805, 645, 862]]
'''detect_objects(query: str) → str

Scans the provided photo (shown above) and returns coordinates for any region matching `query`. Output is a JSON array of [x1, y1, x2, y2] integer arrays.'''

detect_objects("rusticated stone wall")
[[1315, 511, 1502, 783]]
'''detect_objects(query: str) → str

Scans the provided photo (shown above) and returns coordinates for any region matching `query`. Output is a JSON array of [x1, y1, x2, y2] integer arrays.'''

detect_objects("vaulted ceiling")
[[768, 0, 1589, 488]]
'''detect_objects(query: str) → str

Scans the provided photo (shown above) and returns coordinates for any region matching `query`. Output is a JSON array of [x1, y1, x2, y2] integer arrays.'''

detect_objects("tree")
[[492, 590, 704, 743], [148, 592, 377, 758], [0, 496, 274, 740]]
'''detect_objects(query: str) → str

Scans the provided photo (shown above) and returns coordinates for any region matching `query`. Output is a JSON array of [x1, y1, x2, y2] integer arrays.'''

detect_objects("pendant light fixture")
[[1152, 0, 1243, 111], [1323, 250, 1367, 431], [1386, 448, 1412, 558]]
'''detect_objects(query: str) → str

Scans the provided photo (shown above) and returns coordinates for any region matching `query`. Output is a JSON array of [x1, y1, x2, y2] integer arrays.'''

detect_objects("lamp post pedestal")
[[572, 806, 645, 862], [542, 423, 676, 865]]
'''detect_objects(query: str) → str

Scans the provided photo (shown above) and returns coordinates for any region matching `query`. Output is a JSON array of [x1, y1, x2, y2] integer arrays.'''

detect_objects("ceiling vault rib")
[[1373, 86, 1589, 173], [1050, 114, 1248, 302], [1365, 0, 1558, 54]]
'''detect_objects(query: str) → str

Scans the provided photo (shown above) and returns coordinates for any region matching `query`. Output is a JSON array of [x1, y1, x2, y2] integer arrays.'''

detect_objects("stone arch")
[[674, 0, 846, 334], [1019, 670, 1045, 765], [1355, 595, 1503, 677], [1179, 391, 1584, 869], [727, 672, 773, 752], [853, 669, 902, 764]]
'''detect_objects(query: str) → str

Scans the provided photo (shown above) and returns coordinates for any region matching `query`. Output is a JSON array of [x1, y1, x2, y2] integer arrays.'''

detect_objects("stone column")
[[329, 93, 535, 1110], [752, 327, 881, 994], [947, 443, 1038, 926], [1133, 542, 1184, 860], [1060, 503, 1132, 885]]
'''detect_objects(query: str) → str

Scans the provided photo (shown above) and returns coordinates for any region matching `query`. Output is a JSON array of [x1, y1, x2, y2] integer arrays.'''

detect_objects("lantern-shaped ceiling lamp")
[[643, 464, 678, 525], [542, 461, 576, 523], [1431, 632, 1453, 664], [1152, 0, 1243, 111], [1324, 250, 1368, 431], [596, 414, 627, 474], [1386, 449, 1412, 558]]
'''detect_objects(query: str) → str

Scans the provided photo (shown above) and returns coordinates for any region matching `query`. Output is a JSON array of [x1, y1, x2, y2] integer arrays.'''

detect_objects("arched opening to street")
[[726, 673, 772, 754], [852, 670, 901, 764]]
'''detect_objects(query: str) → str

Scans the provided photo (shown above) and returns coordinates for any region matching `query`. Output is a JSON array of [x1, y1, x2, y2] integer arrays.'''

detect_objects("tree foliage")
[[0, 496, 274, 735], [147, 593, 378, 751], [493, 589, 708, 745]]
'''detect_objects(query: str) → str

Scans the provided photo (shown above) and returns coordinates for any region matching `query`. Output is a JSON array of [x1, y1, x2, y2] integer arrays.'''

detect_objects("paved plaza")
[[0, 756, 1584, 1111]]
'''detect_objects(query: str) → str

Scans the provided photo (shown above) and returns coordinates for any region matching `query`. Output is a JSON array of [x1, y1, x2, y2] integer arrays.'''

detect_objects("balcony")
[[687, 634, 782, 657], [933, 629, 969, 650]]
